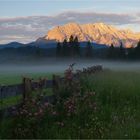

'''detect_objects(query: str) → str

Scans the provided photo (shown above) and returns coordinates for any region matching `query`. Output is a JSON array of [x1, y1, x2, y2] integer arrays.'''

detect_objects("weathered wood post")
[[38, 78, 47, 95], [52, 75, 61, 98], [0, 86, 3, 111], [22, 77, 32, 101]]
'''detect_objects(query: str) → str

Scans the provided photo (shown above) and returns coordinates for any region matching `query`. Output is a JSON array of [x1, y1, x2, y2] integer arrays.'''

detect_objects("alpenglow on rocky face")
[[45, 22, 140, 48]]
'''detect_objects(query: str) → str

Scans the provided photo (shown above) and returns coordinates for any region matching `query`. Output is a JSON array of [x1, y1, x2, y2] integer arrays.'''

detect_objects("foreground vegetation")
[[0, 69, 140, 139], [0, 88, 53, 110]]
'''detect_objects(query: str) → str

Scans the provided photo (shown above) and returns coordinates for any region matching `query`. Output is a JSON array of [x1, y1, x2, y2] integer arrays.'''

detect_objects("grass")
[[0, 70, 140, 138], [80, 70, 140, 138], [0, 72, 59, 108], [0, 88, 53, 110], [0, 95, 22, 110], [0, 72, 63, 85]]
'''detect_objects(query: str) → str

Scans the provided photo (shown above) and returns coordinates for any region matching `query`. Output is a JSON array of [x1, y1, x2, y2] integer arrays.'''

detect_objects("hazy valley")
[[1, 1, 140, 139]]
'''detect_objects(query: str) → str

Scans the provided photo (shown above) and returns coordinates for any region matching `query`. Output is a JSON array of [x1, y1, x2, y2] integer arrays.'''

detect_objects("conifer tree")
[[108, 43, 115, 59], [85, 41, 93, 57], [56, 41, 62, 56], [69, 35, 74, 56], [74, 36, 80, 56], [62, 39, 68, 56], [134, 40, 140, 58], [119, 42, 125, 58]]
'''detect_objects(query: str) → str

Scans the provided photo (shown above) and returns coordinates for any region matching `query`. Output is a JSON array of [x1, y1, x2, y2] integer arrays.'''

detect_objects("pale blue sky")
[[0, 0, 139, 17], [0, 0, 140, 43]]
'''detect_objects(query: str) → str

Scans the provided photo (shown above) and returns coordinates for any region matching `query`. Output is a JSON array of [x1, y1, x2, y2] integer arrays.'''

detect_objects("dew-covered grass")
[[0, 69, 140, 139]]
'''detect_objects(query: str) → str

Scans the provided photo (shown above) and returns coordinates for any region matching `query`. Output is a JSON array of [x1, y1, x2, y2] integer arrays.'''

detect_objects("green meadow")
[[0, 72, 64, 85], [0, 69, 140, 138]]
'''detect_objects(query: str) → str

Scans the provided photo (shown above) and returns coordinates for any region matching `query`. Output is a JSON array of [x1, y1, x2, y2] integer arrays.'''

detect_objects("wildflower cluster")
[[9, 64, 104, 139], [54, 63, 81, 99], [64, 97, 76, 116], [64, 63, 75, 81], [75, 65, 102, 76], [11, 94, 53, 138]]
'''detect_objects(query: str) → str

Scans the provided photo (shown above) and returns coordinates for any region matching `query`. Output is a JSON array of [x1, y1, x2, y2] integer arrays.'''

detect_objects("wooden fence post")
[[22, 77, 32, 101], [37, 78, 47, 95], [52, 75, 61, 98], [0, 86, 3, 110]]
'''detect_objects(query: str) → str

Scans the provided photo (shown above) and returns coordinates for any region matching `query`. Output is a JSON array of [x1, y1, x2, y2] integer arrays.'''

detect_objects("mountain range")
[[0, 22, 140, 49], [0, 42, 25, 49], [44, 22, 140, 48]]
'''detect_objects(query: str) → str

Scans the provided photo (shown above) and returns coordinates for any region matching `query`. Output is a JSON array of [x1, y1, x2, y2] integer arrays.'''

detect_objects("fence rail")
[[0, 65, 103, 100], [0, 80, 53, 99], [0, 65, 103, 115]]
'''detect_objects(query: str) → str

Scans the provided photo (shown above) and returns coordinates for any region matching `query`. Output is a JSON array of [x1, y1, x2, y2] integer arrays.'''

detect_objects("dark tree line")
[[57, 36, 140, 60], [127, 40, 140, 59], [107, 41, 140, 60], [56, 35, 93, 57], [86, 41, 93, 57], [107, 42, 126, 59], [56, 35, 80, 57]]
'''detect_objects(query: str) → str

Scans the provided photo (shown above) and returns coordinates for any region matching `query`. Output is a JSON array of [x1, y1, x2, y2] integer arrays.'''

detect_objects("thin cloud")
[[0, 11, 139, 43]]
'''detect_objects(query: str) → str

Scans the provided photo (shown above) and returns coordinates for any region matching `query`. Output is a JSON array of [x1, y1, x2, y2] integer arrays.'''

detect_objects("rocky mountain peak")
[[44, 22, 140, 48]]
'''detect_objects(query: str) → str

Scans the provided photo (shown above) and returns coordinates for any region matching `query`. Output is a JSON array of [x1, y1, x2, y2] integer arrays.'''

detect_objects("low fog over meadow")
[[0, 59, 140, 75]]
